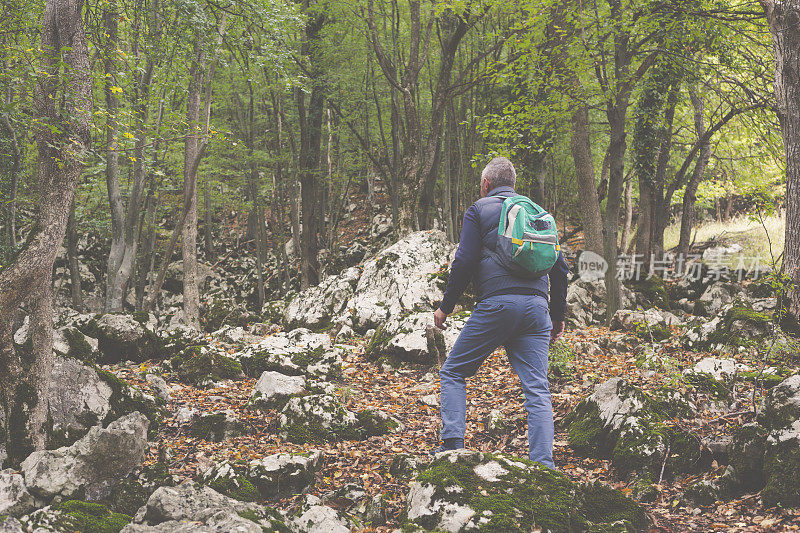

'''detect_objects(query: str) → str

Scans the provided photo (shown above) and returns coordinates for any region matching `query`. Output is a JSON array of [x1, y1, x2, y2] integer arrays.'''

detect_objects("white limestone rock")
[[21, 412, 149, 501]]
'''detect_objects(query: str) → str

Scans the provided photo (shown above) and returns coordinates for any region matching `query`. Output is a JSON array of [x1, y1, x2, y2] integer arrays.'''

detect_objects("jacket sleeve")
[[439, 205, 481, 314], [548, 251, 570, 322]]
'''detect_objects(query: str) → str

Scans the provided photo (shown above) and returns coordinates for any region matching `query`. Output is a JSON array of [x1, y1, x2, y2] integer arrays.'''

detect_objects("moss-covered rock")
[[247, 451, 321, 499], [190, 410, 247, 442], [174, 345, 243, 385], [237, 345, 344, 381], [628, 275, 670, 310], [21, 501, 132, 533], [204, 299, 251, 333], [725, 375, 800, 507], [95, 368, 165, 440], [356, 409, 402, 437], [80, 314, 165, 363], [279, 394, 360, 444], [564, 378, 700, 478], [403, 450, 649, 532], [705, 303, 772, 349]]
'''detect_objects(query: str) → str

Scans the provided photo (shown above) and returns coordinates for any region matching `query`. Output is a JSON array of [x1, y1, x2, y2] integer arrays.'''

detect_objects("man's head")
[[480, 157, 516, 197]]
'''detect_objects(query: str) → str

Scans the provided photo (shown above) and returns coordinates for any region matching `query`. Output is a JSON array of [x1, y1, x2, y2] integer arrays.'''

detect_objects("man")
[[432, 157, 569, 469]]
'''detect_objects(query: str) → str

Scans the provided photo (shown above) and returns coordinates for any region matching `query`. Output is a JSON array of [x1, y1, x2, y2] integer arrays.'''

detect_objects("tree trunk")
[[570, 104, 604, 253], [620, 178, 633, 252], [102, 1, 125, 311], [181, 14, 225, 327], [677, 86, 710, 260], [0, 0, 91, 466], [104, 0, 156, 312], [182, 34, 204, 329], [296, 2, 325, 288], [759, 0, 800, 329], [67, 202, 83, 311], [0, 113, 20, 254], [204, 179, 213, 259]]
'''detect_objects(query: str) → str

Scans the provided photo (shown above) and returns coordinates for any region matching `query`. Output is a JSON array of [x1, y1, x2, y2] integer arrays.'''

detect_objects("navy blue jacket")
[[439, 186, 569, 322]]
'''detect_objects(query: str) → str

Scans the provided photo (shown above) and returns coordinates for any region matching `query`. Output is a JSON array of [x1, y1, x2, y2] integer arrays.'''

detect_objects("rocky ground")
[[2, 229, 800, 532]]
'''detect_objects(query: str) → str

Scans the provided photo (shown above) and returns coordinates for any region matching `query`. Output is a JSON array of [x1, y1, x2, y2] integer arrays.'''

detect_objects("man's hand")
[[550, 320, 565, 344], [434, 308, 448, 330]]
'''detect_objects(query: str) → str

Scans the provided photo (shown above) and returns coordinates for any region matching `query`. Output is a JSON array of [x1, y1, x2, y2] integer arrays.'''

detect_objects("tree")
[[759, 0, 800, 330], [0, 0, 91, 466]]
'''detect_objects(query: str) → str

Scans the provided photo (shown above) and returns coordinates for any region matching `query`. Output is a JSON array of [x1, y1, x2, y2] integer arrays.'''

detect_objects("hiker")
[[432, 156, 569, 469]]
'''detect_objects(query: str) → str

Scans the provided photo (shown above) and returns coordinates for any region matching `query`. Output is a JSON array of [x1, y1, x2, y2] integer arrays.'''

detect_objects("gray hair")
[[481, 157, 517, 189]]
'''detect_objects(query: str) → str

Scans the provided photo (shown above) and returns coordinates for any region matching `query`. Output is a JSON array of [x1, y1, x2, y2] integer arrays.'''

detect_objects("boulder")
[[284, 267, 360, 331], [290, 494, 351, 533], [172, 345, 244, 386], [198, 462, 259, 503], [365, 312, 469, 364], [567, 278, 635, 326], [20, 501, 132, 532], [52, 326, 99, 362], [81, 313, 164, 363], [47, 357, 164, 448], [234, 330, 343, 382], [402, 450, 649, 532], [132, 483, 262, 527], [347, 231, 455, 331], [0, 470, 35, 517], [564, 378, 700, 477], [145, 374, 172, 403], [689, 302, 772, 350], [683, 357, 750, 383], [278, 395, 358, 444], [0, 517, 23, 533], [190, 410, 247, 442], [249, 371, 306, 410], [727, 374, 800, 507], [22, 412, 149, 501], [247, 451, 321, 499]]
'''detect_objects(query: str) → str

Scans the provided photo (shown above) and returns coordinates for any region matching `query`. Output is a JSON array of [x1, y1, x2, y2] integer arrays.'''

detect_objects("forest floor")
[[112, 324, 800, 533]]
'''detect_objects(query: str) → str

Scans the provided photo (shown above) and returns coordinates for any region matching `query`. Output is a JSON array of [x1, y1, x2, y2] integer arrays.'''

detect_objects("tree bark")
[[67, 201, 84, 311], [296, 1, 325, 288], [0, 0, 91, 466], [620, 177, 633, 252], [182, 14, 226, 327], [104, 0, 157, 312], [570, 104, 604, 253], [677, 86, 711, 260], [760, 0, 800, 329], [182, 33, 205, 329]]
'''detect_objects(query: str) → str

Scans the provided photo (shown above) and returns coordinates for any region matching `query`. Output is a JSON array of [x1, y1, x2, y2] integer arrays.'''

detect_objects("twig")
[[657, 443, 671, 490]]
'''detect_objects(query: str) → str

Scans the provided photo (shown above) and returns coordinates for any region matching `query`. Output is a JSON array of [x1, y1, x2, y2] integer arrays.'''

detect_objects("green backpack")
[[495, 195, 560, 279]]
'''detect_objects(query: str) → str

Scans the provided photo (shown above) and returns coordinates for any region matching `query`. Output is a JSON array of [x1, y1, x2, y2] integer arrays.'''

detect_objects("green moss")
[[208, 476, 260, 502], [683, 372, 731, 400], [728, 424, 767, 492], [693, 299, 709, 317], [105, 478, 149, 516], [205, 300, 249, 332], [131, 311, 150, 325], [628, 276, 670, 310], [407, 453, 648, 532], [175, 347, 243, 384], [95, 368, 164, 438], [762, 441, 800, 508], [65, 328, 95, 362], [706, 304, 772, 348], [357, 409, 399, 437], [241, 345, 339, 381], [53, 501, 131, 533], [565, 382, 701, 479], [683, 481, 719, 506], [634, 322, 671, 342], [365, 323, 392, 361]]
